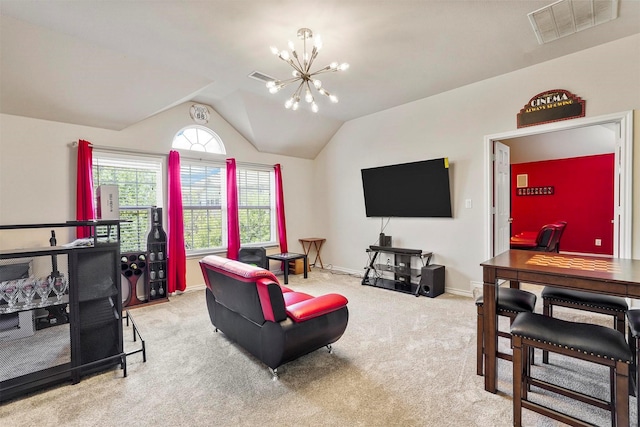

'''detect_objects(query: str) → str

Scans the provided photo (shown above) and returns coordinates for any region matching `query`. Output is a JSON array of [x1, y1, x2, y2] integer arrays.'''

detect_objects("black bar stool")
[[626, 309, 640, 424], [511, 312, 631, 427], [541, 287, 628, 363], [476, 287, 537, 377]]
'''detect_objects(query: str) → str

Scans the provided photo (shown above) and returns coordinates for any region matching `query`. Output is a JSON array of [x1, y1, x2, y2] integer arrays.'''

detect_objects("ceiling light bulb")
[[318, 88, 327, 96], [312, 79, 322, 89], [329, 95, 338, 103], [280, 50, 290, 61], [285, 98, 293, 109], [269, 86, 279, 94], [266, 81, 276, 88], [311, 102, 319, 113], [305, 89, 313, 103], [292, 101, 299, 111], [288, 41, 295, 52], [270, 46, 279, 55], [338, 63, 350, 71], [292, 70, 300, 77], [314, 35, 323, 50], [330, 62, 338, 70]]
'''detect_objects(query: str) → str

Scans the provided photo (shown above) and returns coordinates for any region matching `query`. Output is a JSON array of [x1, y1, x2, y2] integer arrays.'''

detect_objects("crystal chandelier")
[[266, 28, 349, 112]]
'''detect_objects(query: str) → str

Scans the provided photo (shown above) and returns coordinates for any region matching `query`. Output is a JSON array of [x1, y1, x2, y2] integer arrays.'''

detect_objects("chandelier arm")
[[305, 80, 315, 102], [277, 77, 303, 87], [291, 51, 305, 72], [296, 80, 305, 97], [280, 57, 305, 75], [304, 47, 317, 73], [310, 66, 339, 75], [307, 48, 319, 72]]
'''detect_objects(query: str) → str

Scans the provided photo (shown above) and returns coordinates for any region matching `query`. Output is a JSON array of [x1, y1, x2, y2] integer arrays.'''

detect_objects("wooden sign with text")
[[517, 89, 585, 128]]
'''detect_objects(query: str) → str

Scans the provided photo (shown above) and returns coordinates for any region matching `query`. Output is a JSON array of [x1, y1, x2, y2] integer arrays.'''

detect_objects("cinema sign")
[[517, 89, 586, 128]]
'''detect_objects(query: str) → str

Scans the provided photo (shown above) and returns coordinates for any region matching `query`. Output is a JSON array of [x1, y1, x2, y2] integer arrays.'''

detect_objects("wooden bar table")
[[480, 249, 640, 394]]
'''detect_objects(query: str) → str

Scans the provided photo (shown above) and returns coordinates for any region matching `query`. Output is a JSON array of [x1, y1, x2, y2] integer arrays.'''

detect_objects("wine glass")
[[20, 278, 37, 307], [4, 280, 20, 311], [36, 277, 52, 306], [51, 275, 68, 302], [0, 281, 8, 312]]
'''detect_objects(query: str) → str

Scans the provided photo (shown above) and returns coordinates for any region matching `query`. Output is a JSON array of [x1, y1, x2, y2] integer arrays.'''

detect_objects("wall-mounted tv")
[[361, 158, 452, 218]]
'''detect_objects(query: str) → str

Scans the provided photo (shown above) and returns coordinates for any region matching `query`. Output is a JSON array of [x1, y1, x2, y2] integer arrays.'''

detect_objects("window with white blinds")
[[180, 161, 276, 254], [237, 168, 274, 245], [92, 153, 164, 253], [180, 163, 224, 252]]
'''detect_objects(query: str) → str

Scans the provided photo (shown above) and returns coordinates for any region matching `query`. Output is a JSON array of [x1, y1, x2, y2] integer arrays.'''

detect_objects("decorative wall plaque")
[[517, 89, 585, 128], [516, 186, 554, 196], [190, 104, 210, 124]]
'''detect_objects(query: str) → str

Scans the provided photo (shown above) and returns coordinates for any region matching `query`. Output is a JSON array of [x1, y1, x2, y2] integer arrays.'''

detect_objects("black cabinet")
[[362, 245, 434, 297], [0, 221, 125, 402]]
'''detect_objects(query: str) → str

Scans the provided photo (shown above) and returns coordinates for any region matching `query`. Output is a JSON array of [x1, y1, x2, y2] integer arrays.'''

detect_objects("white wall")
[[313, 34, 640, 295], [0, 102, 316, 287], [1, 35, 638, 294]]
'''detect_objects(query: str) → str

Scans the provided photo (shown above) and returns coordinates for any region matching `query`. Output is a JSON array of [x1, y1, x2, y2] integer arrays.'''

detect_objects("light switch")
[[465, 199, 472, 209]]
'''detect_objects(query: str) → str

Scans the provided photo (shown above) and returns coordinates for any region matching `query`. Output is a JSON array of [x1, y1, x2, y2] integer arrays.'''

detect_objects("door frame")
[[484, 110, 633, 260]]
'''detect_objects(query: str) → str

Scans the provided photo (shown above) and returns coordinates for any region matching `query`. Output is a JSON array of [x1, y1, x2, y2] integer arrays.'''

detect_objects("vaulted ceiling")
[[1, 1, 639, 159]]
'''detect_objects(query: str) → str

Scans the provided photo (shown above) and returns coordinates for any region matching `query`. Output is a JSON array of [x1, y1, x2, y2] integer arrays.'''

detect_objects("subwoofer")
[[419, 265, 445, 298]]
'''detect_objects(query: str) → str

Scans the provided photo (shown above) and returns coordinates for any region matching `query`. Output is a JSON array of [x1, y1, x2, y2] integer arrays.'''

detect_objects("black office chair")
[[238, 247, 267, 269]]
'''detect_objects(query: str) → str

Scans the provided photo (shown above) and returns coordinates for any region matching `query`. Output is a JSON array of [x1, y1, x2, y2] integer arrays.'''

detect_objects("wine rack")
[[120, 252, 148, 307], [147, 207, 168, 301]]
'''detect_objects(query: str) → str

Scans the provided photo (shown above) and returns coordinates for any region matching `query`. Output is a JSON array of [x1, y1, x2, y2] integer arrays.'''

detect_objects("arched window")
[[172, 125, 226, 154]]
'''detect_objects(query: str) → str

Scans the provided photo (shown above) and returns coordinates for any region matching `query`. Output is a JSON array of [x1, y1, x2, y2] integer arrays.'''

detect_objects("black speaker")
[[379, 233, 392, 247], [419, 265, 445, 298]]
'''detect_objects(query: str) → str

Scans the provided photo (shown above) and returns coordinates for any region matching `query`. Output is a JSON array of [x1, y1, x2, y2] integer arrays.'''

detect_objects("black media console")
[[362, 245, 444, 297]]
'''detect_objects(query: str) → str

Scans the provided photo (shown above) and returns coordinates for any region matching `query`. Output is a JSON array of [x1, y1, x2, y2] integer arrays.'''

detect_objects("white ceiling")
[[503, 123, 616, 164], [1, 1, 639, 159]]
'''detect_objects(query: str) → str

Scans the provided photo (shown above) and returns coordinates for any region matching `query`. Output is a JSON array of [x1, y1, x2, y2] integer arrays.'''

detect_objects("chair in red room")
[[510, 223, 562, 252]]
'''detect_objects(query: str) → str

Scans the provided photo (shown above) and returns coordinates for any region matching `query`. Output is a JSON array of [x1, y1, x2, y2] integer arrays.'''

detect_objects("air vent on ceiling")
[[248, 71, 276, 83], [528, 0, 618, 44]]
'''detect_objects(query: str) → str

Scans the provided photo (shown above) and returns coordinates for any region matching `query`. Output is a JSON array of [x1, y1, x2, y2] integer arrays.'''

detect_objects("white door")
[[493, 141, 511, 256], [612, 121, 624, 258]]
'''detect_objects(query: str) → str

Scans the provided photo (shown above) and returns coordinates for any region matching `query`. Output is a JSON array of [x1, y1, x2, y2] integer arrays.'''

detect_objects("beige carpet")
[[0, 269, 636, 426]]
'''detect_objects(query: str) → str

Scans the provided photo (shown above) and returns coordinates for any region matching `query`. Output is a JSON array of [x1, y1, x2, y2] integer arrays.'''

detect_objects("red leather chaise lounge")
[[200, 255, 349, 378]]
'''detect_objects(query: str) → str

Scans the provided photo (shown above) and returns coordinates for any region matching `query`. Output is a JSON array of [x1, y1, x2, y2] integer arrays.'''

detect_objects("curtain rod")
[[69, 141, 277, 170]]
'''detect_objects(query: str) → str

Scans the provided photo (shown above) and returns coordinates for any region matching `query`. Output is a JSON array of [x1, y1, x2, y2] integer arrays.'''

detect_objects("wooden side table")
[[299, 238, 326, 269]]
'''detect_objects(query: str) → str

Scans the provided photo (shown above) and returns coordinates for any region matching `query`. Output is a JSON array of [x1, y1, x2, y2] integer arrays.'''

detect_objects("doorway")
[[484, 110, 633, 259]]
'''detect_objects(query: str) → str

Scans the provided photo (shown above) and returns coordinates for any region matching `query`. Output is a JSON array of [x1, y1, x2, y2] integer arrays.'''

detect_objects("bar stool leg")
[[542, 299, 552, 364], [477, 305, 484, 376], [512, 335, 524, 427]]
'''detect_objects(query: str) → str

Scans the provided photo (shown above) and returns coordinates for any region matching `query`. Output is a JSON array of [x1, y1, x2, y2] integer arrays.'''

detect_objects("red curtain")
[[274, 164, 288, 253], [226, 158, 240, 260], [167, 151, 186, 293], [76, 140, 95, 238]]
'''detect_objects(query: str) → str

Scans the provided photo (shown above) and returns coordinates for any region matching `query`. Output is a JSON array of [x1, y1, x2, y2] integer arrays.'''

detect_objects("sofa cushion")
[[283, 291, 313, 306], [286, 294, 348, 322]]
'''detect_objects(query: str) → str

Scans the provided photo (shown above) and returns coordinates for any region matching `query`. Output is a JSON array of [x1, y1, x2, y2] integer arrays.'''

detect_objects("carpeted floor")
[[0, 269, 636, 426]]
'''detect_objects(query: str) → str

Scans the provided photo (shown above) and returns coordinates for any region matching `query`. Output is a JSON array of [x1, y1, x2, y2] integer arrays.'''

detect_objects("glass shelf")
[[0, 294, 69, 315]]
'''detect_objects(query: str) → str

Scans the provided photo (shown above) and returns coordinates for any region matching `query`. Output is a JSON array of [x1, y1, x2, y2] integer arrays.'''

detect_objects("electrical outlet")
[[595, 239, 602, 246]]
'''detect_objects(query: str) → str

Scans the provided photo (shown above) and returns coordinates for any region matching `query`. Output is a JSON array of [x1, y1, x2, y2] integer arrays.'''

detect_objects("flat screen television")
[[361, 158, 452, 218]]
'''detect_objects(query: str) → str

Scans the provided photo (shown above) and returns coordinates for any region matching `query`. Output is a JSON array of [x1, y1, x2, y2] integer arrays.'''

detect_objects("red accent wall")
[[510, 154, 614, 255]]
